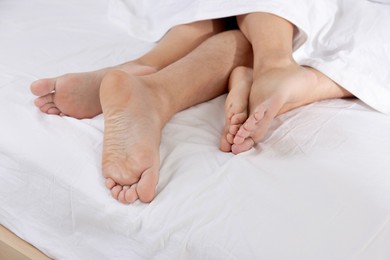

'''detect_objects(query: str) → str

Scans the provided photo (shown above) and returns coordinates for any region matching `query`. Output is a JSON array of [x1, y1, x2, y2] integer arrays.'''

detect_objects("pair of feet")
[[31, 61, 343, 203]]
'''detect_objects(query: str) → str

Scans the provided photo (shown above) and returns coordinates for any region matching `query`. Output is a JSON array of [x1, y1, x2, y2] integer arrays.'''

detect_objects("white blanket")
[[1, 0, 390, 259], [110, 0, 390, 114]]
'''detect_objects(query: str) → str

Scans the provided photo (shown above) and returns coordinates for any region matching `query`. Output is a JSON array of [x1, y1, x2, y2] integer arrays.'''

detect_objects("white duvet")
[[1, 0, 390, 259], [111, 0, 390, 114]]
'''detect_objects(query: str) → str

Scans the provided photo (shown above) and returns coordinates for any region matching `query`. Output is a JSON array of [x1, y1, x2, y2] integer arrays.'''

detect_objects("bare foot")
[[100, 70, 166, 203], [30, 63, 157, 119], [219, 66, 252, 152], [232, 63, 352, 154]]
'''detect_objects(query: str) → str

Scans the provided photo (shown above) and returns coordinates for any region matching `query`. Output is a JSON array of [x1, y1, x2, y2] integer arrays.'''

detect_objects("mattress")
[[1, 0, 390, 259]]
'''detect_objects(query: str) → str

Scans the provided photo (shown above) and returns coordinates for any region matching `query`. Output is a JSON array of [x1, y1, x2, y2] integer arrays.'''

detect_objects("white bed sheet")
[[1, 0, 390, 259]]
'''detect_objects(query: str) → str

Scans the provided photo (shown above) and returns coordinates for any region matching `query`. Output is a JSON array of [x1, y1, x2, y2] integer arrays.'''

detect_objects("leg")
[[100, 30, 252, 203], [30, 20, 225, 119], [231, 13, 353, 154]]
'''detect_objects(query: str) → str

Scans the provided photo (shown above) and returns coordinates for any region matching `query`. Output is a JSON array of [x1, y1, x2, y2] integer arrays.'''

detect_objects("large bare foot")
[[100, 70, 166, 203], [219, 66, 252, 152], [232, 63, 353, 154], [30, 63, 156, 119]]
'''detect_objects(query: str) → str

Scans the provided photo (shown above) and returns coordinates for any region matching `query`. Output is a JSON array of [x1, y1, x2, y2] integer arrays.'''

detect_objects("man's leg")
[[99, 30, 252, 203], [228, 13, 352, 154], [30, 20, 225, 119]]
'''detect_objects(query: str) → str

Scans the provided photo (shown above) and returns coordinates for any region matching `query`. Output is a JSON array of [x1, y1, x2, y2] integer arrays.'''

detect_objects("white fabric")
[[1, 0, 390, 259], [110, 0, 390, 114], [368, 0, 390, 4], [294, 0, 390, 115], [108, 0, 310, 49]]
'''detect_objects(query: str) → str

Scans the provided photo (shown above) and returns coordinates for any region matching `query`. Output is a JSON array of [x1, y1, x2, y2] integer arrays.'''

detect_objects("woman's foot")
[[100, 70, 167, 203], [219, 66, 252, 152], [232, 63, 352, 154], [30, 63, 157, 119]]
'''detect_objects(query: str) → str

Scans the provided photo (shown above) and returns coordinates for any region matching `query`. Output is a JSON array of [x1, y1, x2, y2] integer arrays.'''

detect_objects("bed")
[[1, 0, 390, 259]]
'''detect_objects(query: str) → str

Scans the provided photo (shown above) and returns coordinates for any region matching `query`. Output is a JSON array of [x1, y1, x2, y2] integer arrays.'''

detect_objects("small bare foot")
[[30, 63, 157, 119], [219, 66, 252, 152], [232, 63, 352, 154], [100, 70, 166, 203]]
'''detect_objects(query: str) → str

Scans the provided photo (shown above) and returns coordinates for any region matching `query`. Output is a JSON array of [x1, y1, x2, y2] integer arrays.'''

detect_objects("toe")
[[47, 107, 61, 115], [219, 125, 232, 152], [234, 122, 253, 144], [31, 78, 56, 96], [233, 135, 246, 145], [243, 115, 259, 132], [39, 102, 58, 114], [232, 138, 255, 154], [34, 94, 54, 108], [136, 167, 158, 203], [219, 135, 232, 152], [105, 178, 116, 189], [234, 112, 260, 142], [118, 186, 137, 204], [102, 163, 140, 187], [227, 133, 234, 144], [125, 185, 139, 203], [117, 189, 127, 204], [111, 185, 123, 200], [230, 112, 247, 125], [228, 124, 240, 135]]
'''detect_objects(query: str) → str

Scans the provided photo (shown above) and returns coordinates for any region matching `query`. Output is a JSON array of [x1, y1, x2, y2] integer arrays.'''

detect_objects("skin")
[[31, 20, 225, 119], [99, 30, 253, 203], [221, 13, 353, 154], [219, 66, 252, 153]]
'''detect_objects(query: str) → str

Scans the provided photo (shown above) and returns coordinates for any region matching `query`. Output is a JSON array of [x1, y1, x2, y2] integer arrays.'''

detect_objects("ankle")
[[253, 56, 296, 77], [140, 76, 174, 126]]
